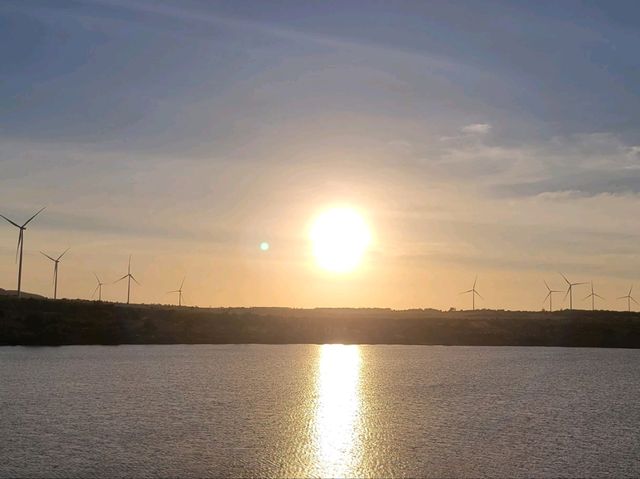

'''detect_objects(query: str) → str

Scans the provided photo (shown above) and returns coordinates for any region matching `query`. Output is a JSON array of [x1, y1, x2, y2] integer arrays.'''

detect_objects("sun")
[[310, 207, 371, 273]]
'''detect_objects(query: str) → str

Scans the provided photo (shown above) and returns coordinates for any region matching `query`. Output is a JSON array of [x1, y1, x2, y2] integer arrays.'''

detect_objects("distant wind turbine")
[[560, 273, 587, 310], [114, 255, 140, 304], [168, 277, 186, 307], [0, 207, 45, 298], [40, 248, 69, 300], [543, 280, 563, 312], [584, 281, 604, 311], [92, 273, 105, 301], [618, 285, 638, 312], [460, 276, 483, 311]]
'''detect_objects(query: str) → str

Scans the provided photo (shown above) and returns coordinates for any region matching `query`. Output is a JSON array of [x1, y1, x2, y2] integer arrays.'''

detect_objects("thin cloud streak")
[[461, 123, 492, 135], [63, 0, 468, 73]]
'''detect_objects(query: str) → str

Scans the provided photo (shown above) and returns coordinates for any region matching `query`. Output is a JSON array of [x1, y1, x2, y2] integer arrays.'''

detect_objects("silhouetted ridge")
[[2, 296, 640, 347]]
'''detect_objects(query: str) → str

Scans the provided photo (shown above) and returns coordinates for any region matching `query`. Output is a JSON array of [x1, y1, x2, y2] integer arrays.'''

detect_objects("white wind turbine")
[[584, 281, 604, 311], [618, 285, 638, 312], [560, 273, 587, 310], [543, 280, 563, 312], [40, 248, 69, 300], [168, 277, 186, 307], [0, 207, 46, 298], [92, 273, 105, 301], [460, 276, 483, 311], [584, 281, 605, 311], [114, 255, 140, 304]]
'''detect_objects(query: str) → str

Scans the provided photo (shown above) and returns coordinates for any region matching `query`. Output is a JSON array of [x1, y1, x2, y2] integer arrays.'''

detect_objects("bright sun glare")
[[311, 207, 371, 273]]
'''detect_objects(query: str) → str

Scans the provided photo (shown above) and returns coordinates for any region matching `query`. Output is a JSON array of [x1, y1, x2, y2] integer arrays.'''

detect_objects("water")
[[1, 345, 640, 478]]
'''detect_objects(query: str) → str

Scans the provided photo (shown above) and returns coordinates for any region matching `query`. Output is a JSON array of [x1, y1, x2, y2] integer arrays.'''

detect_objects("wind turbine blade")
[[560, 273, 570, 285], [57, 248, 70, 261], [128, 255, 132, 273], [630, 285, 634, 296], [475, 291, 484, 300], [632, 297, 640, 306], [583, 294, 592, 300], [21, 207, 45, 227], [40, 251, 56, 262], [460, 290, 473, 294], [617, 296, 627, 300], [595, 294, 605, 299], [167, 290, 179, 294], [473, 276, 477, 289], [114, 275, 128, 284], [94, 272, 101, 284], [574, 282, 588, 286], [543, 292, 551, 302], [0, 214, 21, 228], [92, 284, 100, 298], [544, 280, 551, 292], [180, 276, 186, 290], [564, 288, 570, 301], [131, 275, 141, 286]]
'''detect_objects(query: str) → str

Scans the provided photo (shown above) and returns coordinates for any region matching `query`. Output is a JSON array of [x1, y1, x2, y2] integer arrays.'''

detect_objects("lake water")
[[1, 345, 640, 478]]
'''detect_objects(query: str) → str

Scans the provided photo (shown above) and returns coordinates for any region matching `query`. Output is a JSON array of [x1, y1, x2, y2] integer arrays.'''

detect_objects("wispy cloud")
[[58, 0, 466, 72], [421, 128, 640, 198], [440, 122, 492, 142], [461, 123, 492, 135]]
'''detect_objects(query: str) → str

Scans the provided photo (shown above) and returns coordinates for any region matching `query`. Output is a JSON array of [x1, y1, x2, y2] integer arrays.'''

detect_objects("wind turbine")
[[92, 273, 105, 301], [543, 280, 563, 312], [584, 281, 604, 311], [40, 248, 69, 300], [460, 276, 483, 311], [114, 255, 140, 304], [168, 276, 186, 307], [560, 273, 587, 310], [0, 207, 45, 298], [618, 285, 638, 312]]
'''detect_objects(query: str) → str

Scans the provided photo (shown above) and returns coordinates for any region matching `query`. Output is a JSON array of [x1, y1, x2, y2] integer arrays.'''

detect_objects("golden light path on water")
[[312, 344, 363, 478]]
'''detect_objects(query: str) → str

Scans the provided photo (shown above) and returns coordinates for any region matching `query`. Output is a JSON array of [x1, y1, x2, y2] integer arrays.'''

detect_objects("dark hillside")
[[2, 297, 640, 347]]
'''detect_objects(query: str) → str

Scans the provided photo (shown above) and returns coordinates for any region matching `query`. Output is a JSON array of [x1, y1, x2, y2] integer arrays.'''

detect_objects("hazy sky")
[[3, 0, 640, 310]]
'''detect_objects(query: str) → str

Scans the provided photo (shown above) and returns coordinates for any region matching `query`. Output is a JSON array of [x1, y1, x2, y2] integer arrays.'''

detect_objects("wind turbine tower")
[[618, 285, 638, 312], [40, 248, 69, 300], [560, 273, 587, 310], [168, 277, 186, 307], [0, 207, 45, 298], [115, 255, 140, 304], [461, 276, 483, 311], [584, 281, 604, 311], [543, 280, 563, 312]]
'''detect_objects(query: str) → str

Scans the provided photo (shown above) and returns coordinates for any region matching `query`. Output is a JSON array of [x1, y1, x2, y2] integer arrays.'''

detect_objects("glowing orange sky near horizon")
[[4, 3, 640, 311]]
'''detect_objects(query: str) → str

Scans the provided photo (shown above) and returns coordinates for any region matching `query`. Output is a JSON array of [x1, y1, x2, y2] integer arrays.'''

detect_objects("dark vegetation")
[[2, 296, 640, 347], [0, 288, 45, 300]]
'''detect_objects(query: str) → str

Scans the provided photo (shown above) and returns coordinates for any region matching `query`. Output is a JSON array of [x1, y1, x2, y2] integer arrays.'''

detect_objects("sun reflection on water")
[[313, 344, 362, 478]]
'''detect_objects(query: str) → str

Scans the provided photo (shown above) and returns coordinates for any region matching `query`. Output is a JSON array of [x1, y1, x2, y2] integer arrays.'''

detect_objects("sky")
[[2, 0, 640, 310]]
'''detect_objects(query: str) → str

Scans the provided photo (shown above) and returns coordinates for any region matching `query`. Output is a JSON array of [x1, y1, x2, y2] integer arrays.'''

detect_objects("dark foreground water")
[[1, 345, 639, 478]]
